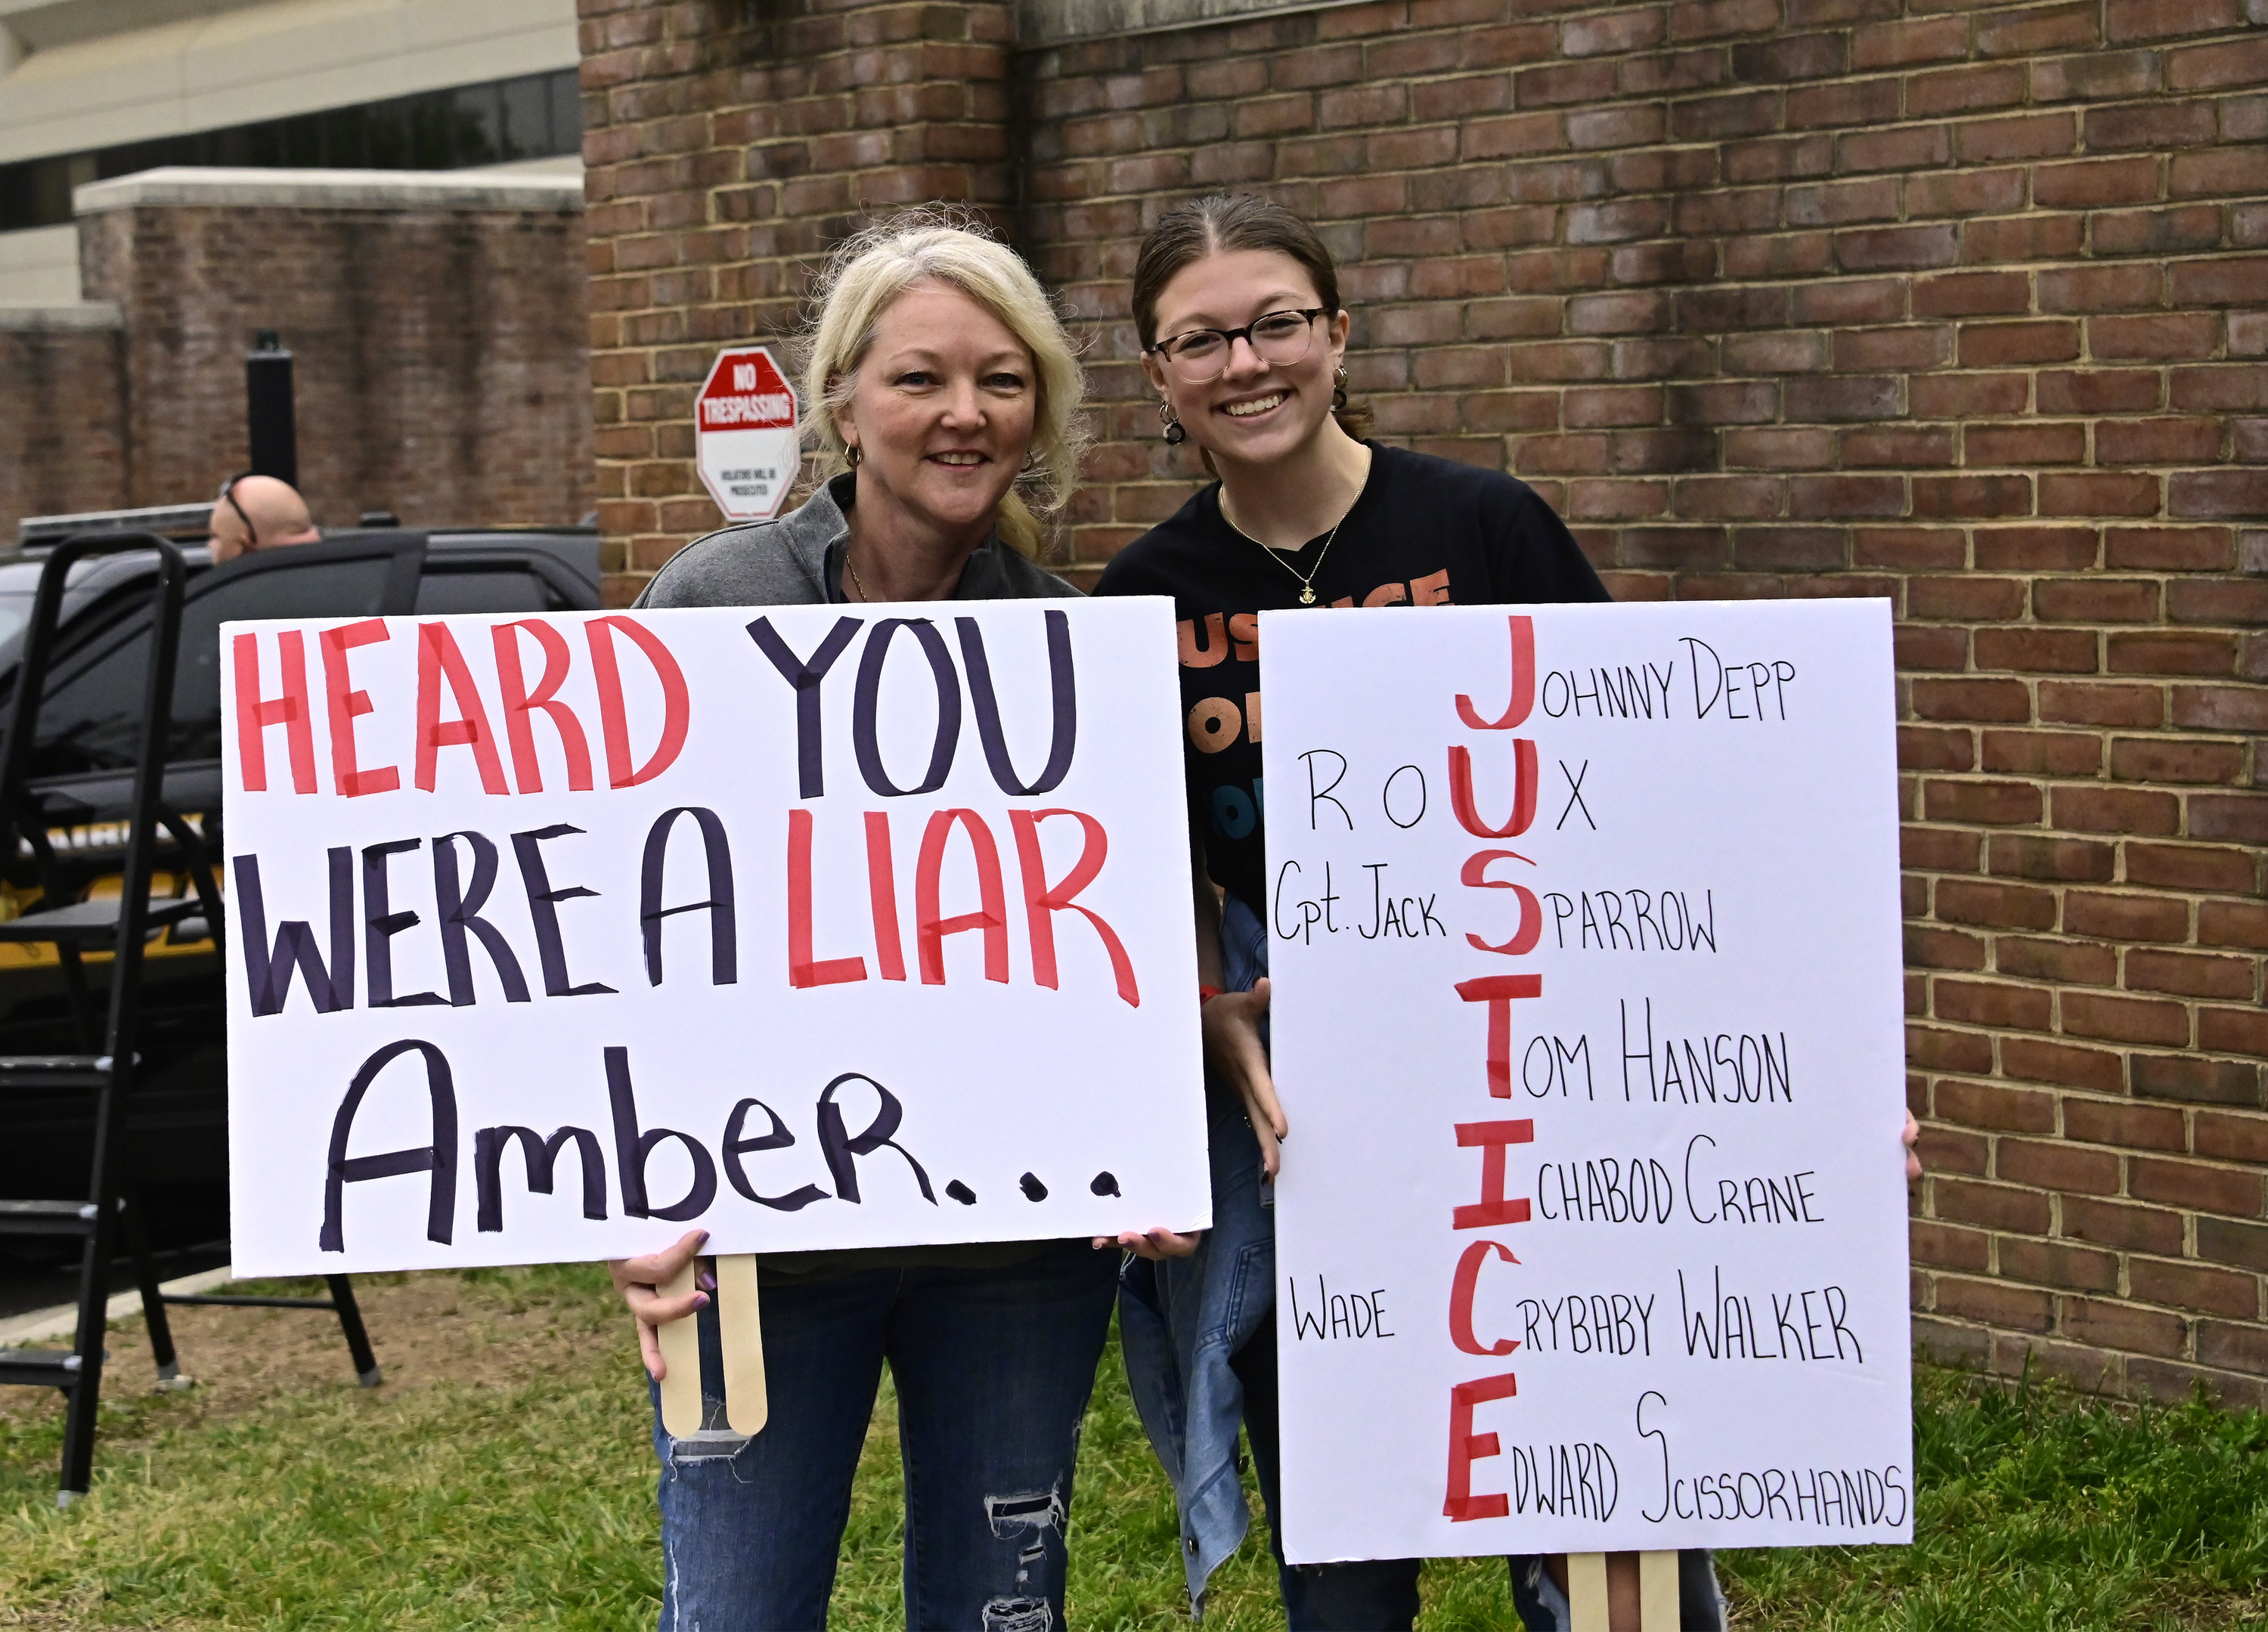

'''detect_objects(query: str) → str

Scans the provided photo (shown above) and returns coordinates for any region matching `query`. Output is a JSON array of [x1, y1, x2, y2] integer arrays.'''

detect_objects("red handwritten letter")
[[1008, 809, 1139, 1008], [1443, 1373, 1518, 1522], [234, 630, 315, 794], [492, 619, 593, 793], [321, 619, 399, 797], [786, 809, 866, 989]]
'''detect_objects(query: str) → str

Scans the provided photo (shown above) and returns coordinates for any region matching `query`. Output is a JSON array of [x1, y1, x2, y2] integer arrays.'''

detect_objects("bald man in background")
[[208, 473, 322, 563]]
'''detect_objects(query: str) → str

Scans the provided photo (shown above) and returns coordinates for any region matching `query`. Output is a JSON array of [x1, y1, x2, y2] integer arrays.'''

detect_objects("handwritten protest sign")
[[222, 599, 1208, 1278], [1262, 599, 1911, 1562]]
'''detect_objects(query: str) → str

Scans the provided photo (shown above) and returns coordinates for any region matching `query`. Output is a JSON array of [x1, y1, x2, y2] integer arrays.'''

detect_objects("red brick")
[[2108, 631, 2236, 676], [2040, 472, 2161, 517], [1913, 1221, 1993, 1272], [2062, 989, 2191, 1045], [1967, 421, 2087, 466], [2197, 1321, 2268, 1375], [1935, 1274, 2055, 1331], [1935, 878, 2059, 931], [1938, 977, 2056, 1029], [1935, 1178, 2055, 1234], [2201, 1005, 2268, 1058], [1999, 1237, 2121, 1294], [2193, 794, 2268, 844], [2066, 1095, 2189, 1151], [2099, 417, 2224, 465], [2200, 902, 2268, 951], [2127, 947, 2257, 999], [2053, 784, 2182, 835], [2133, 1154, 2267, 1215], [1998, 937, 2119, 985], [2106, 526, 2236, 570], [1924, 779, 2047, 823], [1911, 678, 2034, 724], [1981, 730, 2104, 776], [2195, 1111, 2268, 1164], [2198, 1216, 2268, 1273], [2090, 312, 2218, 360], [2062, 1195, 2185, 1255], [2131, 1257, 2260, 1317], [2062, 1296, 2188, 1358], [2038, 369, 2163, 414], [2111, 738, 2246, 785], [1910, 922, 1989, 969], [1913, 474, 2034, 518], [1977, 527, 2102, 572], [2004, 1036, 2127, 1093], [1903, 825, 1983, 877], [1910, 1023, 1997, 1074], [1975, 628, 2099, 673], [2064, 890, 2189, 941], [2126, 842, 2259, 893]]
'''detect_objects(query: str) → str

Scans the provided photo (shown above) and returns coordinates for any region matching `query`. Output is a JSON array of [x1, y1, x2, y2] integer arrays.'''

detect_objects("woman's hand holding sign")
[[609, 1228, 711, 1381], [1206, 977, 1287, 1178]]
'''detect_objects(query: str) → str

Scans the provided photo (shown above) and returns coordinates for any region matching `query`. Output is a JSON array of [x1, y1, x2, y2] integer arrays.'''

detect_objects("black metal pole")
[[245, 330, 296, 488]]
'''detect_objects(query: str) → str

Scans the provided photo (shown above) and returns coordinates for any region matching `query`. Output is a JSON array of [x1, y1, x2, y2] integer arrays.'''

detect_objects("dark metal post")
[[245, 330, 296, 488]]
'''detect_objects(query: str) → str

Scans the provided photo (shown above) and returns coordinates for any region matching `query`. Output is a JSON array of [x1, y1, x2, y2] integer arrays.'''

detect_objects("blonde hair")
[[803, 209, 1086, 559]]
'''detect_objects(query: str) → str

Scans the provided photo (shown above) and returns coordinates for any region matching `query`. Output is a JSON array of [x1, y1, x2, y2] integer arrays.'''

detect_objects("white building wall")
[[0, 0, 578, 167]]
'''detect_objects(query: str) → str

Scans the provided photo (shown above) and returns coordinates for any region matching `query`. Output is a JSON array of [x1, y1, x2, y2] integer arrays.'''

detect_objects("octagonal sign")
[[696, 345, 800, 522]]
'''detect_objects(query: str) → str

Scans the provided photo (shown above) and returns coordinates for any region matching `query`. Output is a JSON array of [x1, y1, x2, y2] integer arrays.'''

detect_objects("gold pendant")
[[1300, 585, 1315, 605]]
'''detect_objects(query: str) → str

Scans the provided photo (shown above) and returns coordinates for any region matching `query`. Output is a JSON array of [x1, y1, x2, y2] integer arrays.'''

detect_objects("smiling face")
[[1144, 247, 1351, 472], [832, 280, 1038, 546]]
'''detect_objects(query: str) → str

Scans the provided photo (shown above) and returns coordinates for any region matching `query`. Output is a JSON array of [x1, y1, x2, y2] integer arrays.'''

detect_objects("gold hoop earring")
[[844, 443, 862, 468]]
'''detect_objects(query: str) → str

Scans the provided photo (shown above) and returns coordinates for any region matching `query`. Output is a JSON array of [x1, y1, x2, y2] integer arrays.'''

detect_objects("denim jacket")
[[1117, 893, 1274, 1615]]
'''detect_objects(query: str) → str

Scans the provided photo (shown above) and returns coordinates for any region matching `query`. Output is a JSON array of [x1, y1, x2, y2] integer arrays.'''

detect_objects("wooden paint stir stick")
[[655, 1253, 768, 1437], [1566, 1551, 1681, 1631]]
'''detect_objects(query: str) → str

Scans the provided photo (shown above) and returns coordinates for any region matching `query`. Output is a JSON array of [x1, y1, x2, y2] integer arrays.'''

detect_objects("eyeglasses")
[[1149, 308, 1328, 384], [216, 471, 258, 550]]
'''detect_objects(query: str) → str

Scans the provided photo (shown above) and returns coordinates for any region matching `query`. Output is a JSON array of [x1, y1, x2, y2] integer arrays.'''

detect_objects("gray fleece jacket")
[[633, 472, 1077, 609]]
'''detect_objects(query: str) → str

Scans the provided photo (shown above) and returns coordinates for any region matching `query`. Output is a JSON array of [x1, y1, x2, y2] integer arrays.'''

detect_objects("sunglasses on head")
[[216, 471, 258, 550]]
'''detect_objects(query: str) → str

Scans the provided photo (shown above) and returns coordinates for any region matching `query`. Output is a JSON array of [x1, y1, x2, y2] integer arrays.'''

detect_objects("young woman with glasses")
[[1092, 191, 1729, 1632]]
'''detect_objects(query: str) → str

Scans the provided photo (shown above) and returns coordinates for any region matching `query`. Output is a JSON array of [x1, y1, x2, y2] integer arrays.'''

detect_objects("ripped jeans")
[[651, 1239, 1119, 1632]]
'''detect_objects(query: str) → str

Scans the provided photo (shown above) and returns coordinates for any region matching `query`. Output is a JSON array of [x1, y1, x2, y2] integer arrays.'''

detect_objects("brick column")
[[579, 0, 1018, 601]]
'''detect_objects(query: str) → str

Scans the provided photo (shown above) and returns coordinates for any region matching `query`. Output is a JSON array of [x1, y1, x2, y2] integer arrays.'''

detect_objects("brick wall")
[[0, 310, 128, 537], [580, 0, 1018, 599], [77, 190, 594, 535], [580, 0, 2268, 1405]]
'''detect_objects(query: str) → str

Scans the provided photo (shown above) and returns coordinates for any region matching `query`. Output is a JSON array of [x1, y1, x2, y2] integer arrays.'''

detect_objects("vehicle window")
[[30, 556, 396, 776], [414, 568, 559, 615]]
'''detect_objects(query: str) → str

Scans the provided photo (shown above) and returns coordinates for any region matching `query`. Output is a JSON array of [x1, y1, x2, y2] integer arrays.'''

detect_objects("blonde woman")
[[607, 212, 1133, 1630]]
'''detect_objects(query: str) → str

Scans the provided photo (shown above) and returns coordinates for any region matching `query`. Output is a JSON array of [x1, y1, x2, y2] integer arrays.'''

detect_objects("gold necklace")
[[1219, 492, 1352, 606], [844, 547, 872, 602]]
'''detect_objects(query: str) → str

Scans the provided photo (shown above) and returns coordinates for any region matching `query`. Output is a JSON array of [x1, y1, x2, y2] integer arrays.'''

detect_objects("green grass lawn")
[[1, 1264, 2263, 1629]]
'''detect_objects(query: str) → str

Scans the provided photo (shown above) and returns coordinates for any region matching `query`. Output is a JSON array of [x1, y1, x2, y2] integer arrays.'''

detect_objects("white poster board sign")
[[222, 598, 1208, 1277], [1263, 599, 1911, 1562]]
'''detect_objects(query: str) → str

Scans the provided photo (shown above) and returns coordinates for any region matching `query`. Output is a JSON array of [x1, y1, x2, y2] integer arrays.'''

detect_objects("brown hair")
[[1130, 192, 1373, 444]]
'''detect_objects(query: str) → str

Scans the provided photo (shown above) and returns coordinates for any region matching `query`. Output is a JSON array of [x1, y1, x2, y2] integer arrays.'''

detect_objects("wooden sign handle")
[[1566, 1551, 1681, 1631], [714, 1253, 768, 1435], [655, 1258, 703, 1437]]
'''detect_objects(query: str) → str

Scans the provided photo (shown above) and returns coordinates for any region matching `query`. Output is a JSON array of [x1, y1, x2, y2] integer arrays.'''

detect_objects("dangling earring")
[[844, 442, 862, 468], [1332, 366, 1349, 411], [1158, 398, 1187, 447]]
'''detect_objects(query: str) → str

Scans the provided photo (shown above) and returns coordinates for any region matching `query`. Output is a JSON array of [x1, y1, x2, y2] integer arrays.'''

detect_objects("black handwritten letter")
[[320, 1039, 458, 1252], [639, 807, 736, 987]]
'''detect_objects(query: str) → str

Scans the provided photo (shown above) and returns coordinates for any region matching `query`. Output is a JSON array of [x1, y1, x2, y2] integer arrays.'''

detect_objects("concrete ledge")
[[75, 166, 584, 216], [0, 301, 122, 331], [1020, 0, 1369, 44], [0, 1265, 234, 1347]]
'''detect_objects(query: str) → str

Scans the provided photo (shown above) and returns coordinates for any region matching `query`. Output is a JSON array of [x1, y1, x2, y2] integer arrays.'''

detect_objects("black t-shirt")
[[1094, 443, 1610, 911]]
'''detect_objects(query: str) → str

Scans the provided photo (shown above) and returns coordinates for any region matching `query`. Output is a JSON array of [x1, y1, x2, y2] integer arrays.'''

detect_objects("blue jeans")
[[651, 1240, 1119, 1631]]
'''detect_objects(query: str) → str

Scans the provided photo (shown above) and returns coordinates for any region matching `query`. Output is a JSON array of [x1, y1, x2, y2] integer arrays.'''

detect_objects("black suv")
[[0, 527, 603, 1213]]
